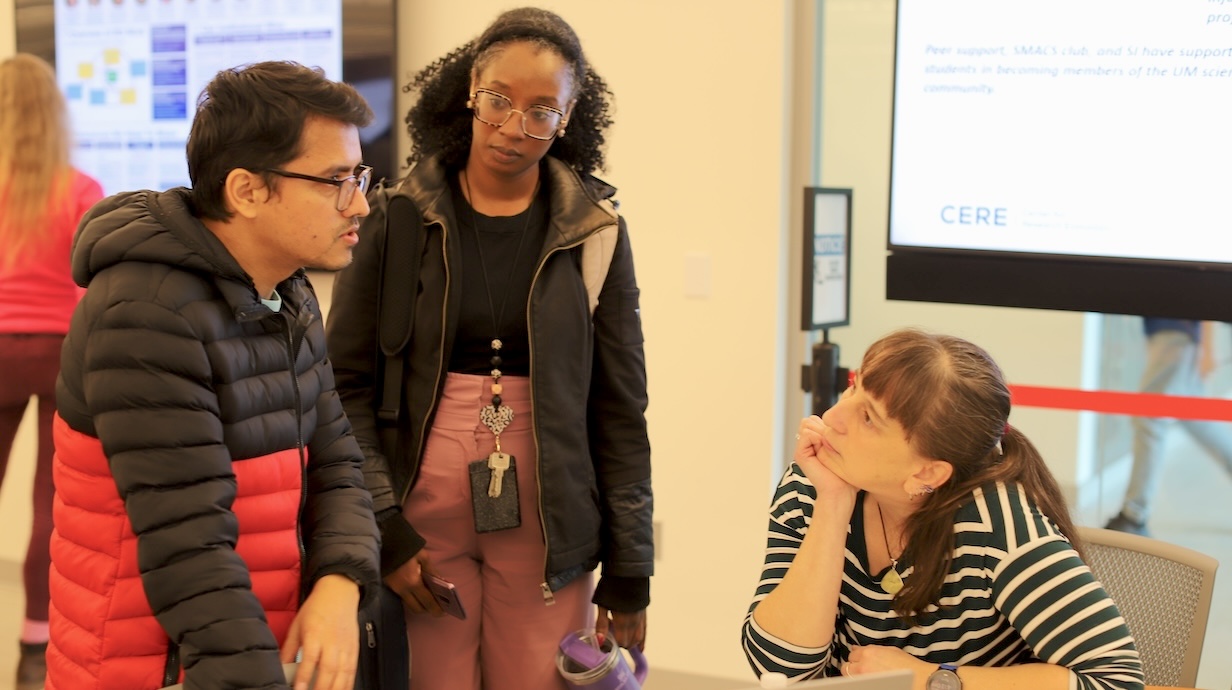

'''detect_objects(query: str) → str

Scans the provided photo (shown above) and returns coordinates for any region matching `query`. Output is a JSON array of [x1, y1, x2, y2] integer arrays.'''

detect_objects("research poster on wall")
[[890, 0, 1232, 266], [55, 0, 342, 196]]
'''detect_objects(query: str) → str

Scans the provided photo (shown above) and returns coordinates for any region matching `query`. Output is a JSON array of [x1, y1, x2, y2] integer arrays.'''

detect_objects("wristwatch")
[[926, 663, 962, 690]]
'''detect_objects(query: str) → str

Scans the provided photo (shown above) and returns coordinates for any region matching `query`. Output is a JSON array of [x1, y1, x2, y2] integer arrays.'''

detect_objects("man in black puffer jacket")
[[49, 62, 380, 690]]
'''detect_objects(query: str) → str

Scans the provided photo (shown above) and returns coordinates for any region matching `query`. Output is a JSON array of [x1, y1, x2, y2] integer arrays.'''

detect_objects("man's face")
[[257, 116, 368, 279]]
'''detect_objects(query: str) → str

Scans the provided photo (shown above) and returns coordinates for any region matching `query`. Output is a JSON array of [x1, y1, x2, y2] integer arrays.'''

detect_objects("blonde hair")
[[0, 53, 73, 269]]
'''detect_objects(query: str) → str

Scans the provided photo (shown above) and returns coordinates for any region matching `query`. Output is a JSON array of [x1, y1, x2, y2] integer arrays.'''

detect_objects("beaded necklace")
[[462, 171, 538, 463]]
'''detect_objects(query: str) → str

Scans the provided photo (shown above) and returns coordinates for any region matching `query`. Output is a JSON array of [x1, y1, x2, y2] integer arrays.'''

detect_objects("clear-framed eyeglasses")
[[264, 164, 374, 211], [469, 88, 565, 141]]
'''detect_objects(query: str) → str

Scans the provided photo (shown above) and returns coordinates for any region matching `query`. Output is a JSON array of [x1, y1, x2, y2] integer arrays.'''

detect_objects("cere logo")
[[814, 234, 845, 256], [940, 205, 1007, 226]]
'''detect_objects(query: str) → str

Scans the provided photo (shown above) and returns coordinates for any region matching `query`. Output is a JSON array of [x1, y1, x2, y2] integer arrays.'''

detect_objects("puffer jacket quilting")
[[50, 188, 379, 690]]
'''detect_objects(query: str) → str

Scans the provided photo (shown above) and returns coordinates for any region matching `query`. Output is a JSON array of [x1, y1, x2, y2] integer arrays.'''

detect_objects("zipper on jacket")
[[283, 314, 309, 580], [161, 643, 180, 687], [526, 231, 610, 602], [404, 220, 450, 504], [405, 182, 617, 595]]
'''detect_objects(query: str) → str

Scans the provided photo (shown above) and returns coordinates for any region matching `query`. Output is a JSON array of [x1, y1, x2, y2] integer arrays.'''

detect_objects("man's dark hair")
[[188, 61, 373, 220], [404, 7, 614, 175]]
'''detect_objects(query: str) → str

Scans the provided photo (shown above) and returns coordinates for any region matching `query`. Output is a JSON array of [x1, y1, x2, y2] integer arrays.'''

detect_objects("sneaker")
[[16, 641, 47, 690], [1104, 511, 1150, 537]]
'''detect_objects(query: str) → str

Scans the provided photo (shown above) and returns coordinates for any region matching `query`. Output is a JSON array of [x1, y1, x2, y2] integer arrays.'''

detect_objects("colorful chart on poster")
[[55, 0, 342, 195]]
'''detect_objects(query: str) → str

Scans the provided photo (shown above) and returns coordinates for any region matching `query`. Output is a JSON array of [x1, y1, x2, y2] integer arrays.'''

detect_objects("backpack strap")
[[375, 185, 424, 424], [580, 209, 621, 316]]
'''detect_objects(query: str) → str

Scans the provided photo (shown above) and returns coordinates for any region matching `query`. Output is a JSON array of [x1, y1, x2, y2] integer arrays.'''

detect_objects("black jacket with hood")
[[327, 156, 653, 610], [53, 188, 380, 689]]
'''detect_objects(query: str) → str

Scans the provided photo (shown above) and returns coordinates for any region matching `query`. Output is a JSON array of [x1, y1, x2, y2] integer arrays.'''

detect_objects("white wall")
[[0, 0, 1099, 682], [0, 0, 12, 57]]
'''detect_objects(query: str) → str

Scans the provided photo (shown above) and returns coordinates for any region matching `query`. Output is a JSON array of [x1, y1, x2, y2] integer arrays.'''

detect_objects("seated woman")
[[742, 328, 1144, 690]]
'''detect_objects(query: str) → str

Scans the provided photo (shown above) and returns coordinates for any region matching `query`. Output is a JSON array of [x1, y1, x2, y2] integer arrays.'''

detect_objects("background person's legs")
[[0, 333, 63, 690], [1115, 329, 1198, 532], [1178, 417, 1232, 480], [25, 394, 54, 625]]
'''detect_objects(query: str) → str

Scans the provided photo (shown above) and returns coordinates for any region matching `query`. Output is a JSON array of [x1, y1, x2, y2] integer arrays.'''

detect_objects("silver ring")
[[795, 434, 801, 440], [842, 662, 850, 676]]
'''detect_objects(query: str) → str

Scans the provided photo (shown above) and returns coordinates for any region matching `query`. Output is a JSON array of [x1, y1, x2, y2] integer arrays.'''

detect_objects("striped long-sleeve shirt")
[[743, 465, 1143, 689]]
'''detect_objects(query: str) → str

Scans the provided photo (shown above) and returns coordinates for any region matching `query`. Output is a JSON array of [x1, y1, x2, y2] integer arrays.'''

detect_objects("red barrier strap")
[[1009, 384, 1232, 422]]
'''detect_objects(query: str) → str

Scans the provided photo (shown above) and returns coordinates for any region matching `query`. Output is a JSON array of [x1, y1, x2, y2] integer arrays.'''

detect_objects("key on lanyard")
[[487, 451, 511, 497]]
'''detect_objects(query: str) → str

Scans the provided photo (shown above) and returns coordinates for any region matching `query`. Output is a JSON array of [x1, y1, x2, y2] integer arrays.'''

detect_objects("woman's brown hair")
[[859, 328, 1083, 620], [0, 54, 72, 269]]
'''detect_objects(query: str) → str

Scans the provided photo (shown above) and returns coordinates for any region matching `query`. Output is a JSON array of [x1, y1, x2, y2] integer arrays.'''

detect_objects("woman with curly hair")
[[327, 8, 651, 689], [0, 53, 102, 690]]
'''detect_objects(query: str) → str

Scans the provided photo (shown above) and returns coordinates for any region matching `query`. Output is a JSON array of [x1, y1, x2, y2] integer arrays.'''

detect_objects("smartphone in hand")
[[425, 574, 467, 620]]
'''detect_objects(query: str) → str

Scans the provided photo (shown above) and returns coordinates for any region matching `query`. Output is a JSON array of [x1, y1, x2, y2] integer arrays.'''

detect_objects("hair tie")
[[993, 421, 1010, 457]]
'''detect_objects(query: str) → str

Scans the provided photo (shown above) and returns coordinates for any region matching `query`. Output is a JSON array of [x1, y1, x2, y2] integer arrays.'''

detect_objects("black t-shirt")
[[447, 177, 550, 376]]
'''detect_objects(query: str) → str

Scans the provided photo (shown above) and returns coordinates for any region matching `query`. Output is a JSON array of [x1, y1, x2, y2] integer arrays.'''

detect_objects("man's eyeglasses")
[[264, 165, 373, 211], [469, 88, 565, 141]]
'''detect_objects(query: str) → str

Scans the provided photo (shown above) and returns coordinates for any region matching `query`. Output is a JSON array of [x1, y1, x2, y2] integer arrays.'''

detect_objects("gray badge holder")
[[468, 456, 521, 532]]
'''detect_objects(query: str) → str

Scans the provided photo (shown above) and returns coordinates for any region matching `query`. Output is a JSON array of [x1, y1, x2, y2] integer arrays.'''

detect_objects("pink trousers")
[[403, 373, 592, 690]]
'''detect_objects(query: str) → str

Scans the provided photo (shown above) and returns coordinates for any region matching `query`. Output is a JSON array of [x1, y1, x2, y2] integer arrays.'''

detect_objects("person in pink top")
[[0, 53, 103, 690]]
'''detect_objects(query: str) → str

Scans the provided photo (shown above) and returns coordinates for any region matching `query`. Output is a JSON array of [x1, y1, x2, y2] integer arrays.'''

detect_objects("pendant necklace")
[[875, 501, 905, 595], [463, 171, 537, 469]]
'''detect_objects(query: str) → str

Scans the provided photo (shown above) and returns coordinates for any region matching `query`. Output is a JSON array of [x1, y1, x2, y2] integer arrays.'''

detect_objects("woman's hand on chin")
[[795, 416, 858, 510]]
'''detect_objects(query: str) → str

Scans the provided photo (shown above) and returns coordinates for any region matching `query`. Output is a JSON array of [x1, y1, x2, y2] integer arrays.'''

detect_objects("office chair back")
[[1077, 526, 1218, 688]]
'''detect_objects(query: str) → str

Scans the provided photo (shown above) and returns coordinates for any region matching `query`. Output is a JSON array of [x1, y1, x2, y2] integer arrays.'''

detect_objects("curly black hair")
[[403, 7, 613, 175]]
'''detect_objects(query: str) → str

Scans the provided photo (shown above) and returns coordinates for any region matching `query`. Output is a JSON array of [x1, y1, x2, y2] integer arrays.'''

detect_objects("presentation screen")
[[15, 0, 396, 197], [887, 0, 1232, 320]]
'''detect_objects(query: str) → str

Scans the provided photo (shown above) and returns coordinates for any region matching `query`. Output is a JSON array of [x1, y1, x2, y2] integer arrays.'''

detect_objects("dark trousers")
[[0, 333, 62, 622]]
